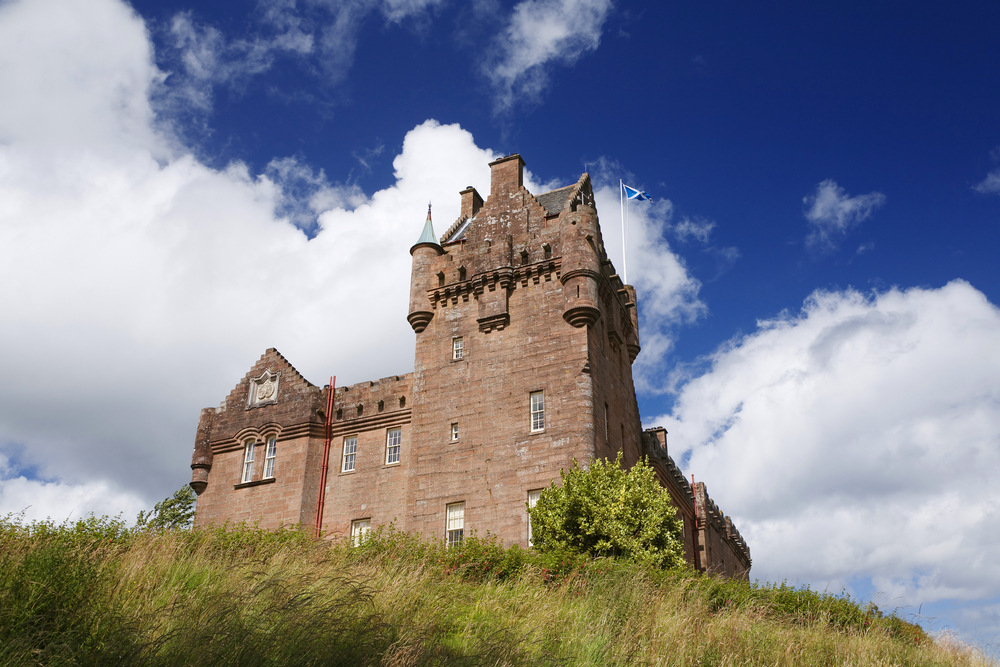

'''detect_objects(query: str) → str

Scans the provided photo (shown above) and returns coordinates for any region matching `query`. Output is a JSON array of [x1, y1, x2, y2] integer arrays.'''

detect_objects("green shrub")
[[528, 453, 686, 569]]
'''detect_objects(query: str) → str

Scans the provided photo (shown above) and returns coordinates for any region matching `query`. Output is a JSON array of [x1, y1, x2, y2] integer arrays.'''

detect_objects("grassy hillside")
[[0, 516, 992, 667]]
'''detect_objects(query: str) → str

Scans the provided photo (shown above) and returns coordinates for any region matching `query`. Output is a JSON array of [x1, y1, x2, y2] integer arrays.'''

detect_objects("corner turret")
[[407, 204, 444, 333]]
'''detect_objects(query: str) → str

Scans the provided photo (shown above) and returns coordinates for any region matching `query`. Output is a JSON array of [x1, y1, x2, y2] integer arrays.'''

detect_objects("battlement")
[[332, 374, 412, 422]]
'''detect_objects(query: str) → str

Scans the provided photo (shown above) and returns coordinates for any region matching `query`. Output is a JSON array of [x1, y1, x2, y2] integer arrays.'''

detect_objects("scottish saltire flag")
[[622, 183, 652, 201]]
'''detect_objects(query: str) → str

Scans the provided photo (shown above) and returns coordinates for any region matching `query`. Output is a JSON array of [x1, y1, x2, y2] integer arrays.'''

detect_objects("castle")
[[188, 154, 751, 577]]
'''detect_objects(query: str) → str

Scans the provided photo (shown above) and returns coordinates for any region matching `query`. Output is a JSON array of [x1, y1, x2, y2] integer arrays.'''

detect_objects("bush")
[[528, 453, 686, 569]]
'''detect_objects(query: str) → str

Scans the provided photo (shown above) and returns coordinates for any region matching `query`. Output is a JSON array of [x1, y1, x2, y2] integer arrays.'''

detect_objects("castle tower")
[[403, 154, 646, 545]]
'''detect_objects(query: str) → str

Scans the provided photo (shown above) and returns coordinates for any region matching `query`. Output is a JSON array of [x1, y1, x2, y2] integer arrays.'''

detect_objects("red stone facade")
[[189, 154, 751, 578]]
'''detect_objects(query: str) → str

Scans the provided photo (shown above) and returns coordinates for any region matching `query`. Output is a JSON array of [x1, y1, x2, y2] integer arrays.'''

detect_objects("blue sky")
[[1, 0, 999, 652]]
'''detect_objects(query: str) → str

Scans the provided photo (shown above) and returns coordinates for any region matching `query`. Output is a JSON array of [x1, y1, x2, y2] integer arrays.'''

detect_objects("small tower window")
[[452, 337, 464, 360], [520, 250, 529, 264], [458, 266, 467, 281], [530, 391, 545, 432], [542, 243, 551, 259], [378, 399, 384, 412], [437, 271, 445, 286], [336, 408, 343, 420], [357, 404, 364, 417], [399, 396, 406, 408], [451, 422, 459, 441]]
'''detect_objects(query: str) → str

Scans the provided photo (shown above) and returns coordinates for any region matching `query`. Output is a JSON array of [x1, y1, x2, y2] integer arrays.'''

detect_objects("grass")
[[0, 515, 994, 667]]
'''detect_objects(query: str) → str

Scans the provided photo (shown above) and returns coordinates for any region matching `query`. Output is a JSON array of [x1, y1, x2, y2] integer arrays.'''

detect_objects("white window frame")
[[241, 440, 256, 483], [452, 337, 464, 360], [451, 422, 459, 441], [386, 428, 402, 465], [351, 517, 372, 546], [446, 502, 465, 547], [342, 435, 358, 472], [263, 436, 277, 479], [530, 391, 545, 432], [527, 489, 542, 546], [351, 518, 371, 546]]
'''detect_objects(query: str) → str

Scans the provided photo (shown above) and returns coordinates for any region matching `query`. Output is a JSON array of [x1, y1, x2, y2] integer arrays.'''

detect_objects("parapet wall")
[[641, 427, 751, 578]]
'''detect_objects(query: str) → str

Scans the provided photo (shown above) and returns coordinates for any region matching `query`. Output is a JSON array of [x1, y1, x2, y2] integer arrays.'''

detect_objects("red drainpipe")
[[691, 474, 701, 572], [314, 376, 335, 538]]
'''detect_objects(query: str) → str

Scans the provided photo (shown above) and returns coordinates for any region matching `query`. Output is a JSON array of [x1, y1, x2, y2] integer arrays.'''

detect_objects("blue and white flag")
[[622, 183, 652, 201]]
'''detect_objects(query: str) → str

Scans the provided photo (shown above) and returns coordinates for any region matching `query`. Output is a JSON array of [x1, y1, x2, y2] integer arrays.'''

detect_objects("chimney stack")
[[459, 186, 484, 220], [488, 154, 524, 196]]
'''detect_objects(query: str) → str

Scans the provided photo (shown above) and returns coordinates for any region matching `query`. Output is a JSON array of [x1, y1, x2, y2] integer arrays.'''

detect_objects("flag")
[[622, 183, 652, 201]]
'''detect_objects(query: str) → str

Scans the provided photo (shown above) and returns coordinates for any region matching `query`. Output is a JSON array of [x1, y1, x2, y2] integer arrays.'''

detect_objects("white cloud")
[[0, 454, 147, 524], [803, 179, 886, 251], [972, 168, 1000, 195], [674, 216, 716, 244], [0, 0, 499, 508], [484, 0, 612, 112], [654, 281, 1000, 615]]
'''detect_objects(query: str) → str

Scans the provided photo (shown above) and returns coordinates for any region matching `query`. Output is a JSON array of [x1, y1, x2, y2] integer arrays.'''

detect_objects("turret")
[[559, 182, 602, 328], [189, 407, 215, 495], [407, 204, 444, 333]]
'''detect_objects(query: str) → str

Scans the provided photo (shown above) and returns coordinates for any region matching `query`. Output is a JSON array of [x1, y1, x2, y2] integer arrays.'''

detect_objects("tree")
[[527, 453, 686, 569], [136, 484, 197, 531]]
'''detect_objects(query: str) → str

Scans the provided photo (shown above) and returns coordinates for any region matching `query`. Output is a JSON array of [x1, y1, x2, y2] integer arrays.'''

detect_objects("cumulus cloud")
[[0, 0, 701, 523], [972, 169, 1000, 195], [484, 0, 612, 112], [803, 179, 886, 251], [0, 0, 498, 517], [654, 281, 1000, 615]]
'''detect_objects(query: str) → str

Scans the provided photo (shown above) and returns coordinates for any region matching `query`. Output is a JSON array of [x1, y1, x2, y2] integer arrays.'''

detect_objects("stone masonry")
[[189, 153, 751, 578]]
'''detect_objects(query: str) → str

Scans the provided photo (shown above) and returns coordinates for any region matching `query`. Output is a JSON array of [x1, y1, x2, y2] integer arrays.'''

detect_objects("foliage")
[[528, 453, 686, 569], [0, 514, 988, 667], [136, 484, 196, 531]]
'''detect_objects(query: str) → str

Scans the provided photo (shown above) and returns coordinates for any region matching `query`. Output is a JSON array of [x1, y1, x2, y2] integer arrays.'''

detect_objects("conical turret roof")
[[416, 203, 437, 244]]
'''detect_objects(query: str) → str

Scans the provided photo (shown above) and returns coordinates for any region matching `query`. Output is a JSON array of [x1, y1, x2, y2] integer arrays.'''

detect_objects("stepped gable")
[[208, 348, 324, 447]]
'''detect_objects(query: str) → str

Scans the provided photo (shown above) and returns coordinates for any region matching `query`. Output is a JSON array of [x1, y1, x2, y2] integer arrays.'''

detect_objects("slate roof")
[[443, 184, 575, 244], [535, 185, 575, 216]]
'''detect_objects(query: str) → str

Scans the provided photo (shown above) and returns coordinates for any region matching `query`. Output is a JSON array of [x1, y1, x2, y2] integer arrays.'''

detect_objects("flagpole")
[[620, 179, 627, 284]]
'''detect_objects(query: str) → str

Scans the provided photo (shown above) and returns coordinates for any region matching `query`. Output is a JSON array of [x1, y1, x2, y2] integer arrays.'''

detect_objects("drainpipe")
[[314, 376, 335, 538]]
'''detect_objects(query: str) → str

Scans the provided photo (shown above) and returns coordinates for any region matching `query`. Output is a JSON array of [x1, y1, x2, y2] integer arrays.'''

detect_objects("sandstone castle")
[[189, 154, 751, 577]]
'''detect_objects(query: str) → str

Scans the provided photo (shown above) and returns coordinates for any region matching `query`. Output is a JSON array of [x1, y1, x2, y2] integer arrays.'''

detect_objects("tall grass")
[[0, 515, 993, 667]]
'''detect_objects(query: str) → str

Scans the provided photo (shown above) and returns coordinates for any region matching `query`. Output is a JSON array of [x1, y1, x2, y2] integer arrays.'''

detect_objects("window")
[[527, 489, 542, 546], [241, 440, 255, 483], [451, 422, 459, 441], [446, 502, 465, 547], [263, 437, 277, 479], [452, 337, 464, 360], [342, 436, 358, 472], [530, 391, 545, 432], [386, 428, 402, 464], [351, 519, 371, 546]]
